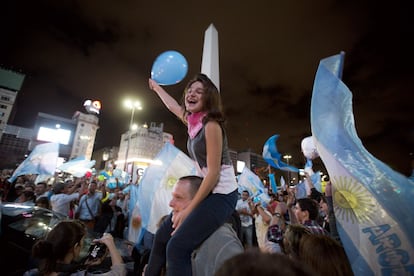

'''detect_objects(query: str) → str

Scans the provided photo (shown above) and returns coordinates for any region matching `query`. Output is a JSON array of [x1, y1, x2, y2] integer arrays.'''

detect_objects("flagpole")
[[283, 154, 292, 185], [267, 164, 272, 193]]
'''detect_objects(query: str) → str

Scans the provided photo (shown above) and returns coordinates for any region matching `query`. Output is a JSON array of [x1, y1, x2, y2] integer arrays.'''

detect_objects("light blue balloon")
[[113, 168, 122, 178], [107, 177, 117, 189], [151, 50, 188, 85]]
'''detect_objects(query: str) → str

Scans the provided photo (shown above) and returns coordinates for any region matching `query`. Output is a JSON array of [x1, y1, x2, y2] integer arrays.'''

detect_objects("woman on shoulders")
[[149, 74, 238, 275]]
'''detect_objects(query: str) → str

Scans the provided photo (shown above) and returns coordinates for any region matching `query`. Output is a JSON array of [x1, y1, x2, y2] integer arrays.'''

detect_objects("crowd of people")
[[0, 73, 355, 275], [0, 167, 354, 275], [1, 173, 129, 238]]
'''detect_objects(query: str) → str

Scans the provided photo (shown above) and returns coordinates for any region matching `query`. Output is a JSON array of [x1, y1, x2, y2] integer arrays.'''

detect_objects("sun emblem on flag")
[[332, 175, 376, 224], [166, 176, 177, 188]]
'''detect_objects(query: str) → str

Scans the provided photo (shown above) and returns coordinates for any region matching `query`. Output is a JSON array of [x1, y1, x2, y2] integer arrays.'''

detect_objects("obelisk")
[[201, 24, 220, 91]]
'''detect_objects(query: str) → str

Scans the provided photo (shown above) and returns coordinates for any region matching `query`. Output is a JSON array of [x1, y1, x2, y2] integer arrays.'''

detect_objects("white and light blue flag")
[[311, 52, 414, 275], [263, 134, 299, 173], [57, 156, 95, 177], [268, 173, 278, 194], [9, 142, 59, 183], [135, 142, 197, 234], [304, 158, 322, 192], [237, 166, 264, 196], [295, 180, 308, 199], [280, 176, 286, 191], [238, 166, 269, 205]]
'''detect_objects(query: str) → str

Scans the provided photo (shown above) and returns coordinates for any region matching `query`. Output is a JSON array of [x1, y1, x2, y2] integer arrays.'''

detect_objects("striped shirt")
[[303, 220, 329, 236]]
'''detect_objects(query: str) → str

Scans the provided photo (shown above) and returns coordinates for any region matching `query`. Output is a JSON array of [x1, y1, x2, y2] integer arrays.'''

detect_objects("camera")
[[85, 243, 107, 261], [267, 224, 284, 243]]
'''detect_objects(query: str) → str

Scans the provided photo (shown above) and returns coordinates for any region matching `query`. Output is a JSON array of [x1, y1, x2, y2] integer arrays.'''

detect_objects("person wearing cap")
[[50, 180, 86, 217]]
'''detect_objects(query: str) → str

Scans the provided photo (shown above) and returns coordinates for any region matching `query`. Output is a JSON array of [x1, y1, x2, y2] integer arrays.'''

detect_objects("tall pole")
[[287, 158, 290, 185], [283, 154, 292, 185], [123, 99, 142, 172]]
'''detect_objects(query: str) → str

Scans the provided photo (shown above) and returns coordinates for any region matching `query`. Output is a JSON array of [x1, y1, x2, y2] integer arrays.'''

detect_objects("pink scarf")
[[187, 112, 206, 139]]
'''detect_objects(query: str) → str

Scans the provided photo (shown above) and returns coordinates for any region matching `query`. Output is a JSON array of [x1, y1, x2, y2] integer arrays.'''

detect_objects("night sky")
[[1, 0, 413, 175]]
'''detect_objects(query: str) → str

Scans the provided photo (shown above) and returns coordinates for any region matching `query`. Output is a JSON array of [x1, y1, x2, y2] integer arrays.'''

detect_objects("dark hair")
[[52, 181, 66, 194], [320, 195, 327, 204], [36, 196, 50, 209], [215, 249, 316, 276], [23, 190, 36, 202], [297, 198, 319, 220], [32, 220, 86, 274], [299, 234, 354, 276], [282, 224, 311, 258], [181, 73, 225, 125], [178, 175, 203, 198], [36, 182, 47, 188]]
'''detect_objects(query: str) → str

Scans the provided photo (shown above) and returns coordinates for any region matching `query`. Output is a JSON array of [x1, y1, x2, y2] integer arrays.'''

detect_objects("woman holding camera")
[[28, 220, 125, 275]]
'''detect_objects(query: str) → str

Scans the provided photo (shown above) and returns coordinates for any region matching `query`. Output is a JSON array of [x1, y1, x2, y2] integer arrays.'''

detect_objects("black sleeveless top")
[[187, 123, 233, 169]]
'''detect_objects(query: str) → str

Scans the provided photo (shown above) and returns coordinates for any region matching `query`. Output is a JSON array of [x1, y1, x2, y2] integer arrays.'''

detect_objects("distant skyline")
[[1, 0, 412, 175]]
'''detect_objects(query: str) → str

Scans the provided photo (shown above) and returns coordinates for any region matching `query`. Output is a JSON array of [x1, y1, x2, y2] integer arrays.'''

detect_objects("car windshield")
[[1, 202, 132, 260], [2, 203, 64, 239]]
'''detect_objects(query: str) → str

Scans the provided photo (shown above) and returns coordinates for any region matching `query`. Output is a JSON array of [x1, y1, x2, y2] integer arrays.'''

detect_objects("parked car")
[[0, 202, 133, 275]]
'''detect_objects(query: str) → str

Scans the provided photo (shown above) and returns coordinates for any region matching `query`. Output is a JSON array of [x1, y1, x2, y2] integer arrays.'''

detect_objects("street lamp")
[[124, 99, 142, 172], [283, 154, 292, 185]]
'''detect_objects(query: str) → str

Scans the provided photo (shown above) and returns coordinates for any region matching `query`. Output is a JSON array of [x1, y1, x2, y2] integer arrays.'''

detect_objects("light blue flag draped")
[[311, 52, 414, 275], [304, 158, 313, 172], [280, 176, 286, 191], [136, 142, 196, 234], [57, 156, 96, 177], [237, 166, 270, 205], [126, 183, 141, 243], [9, 142, 59, 183], [295, 180, 307, 199], [310, 172, 322, 192], [268, 173, 278, 194], [238, 166, 265, 196], [263, 134, 299, 173], [304, 158, 322, 192]]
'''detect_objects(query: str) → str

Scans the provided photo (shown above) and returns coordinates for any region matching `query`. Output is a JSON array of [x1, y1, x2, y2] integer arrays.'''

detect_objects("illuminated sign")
[[84, 100, 101, 115], [37, 126, 72, 145]]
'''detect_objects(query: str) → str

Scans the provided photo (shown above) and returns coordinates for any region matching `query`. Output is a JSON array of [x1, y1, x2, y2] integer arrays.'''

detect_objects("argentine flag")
[[135, 142, 197, 234], [311, 52, 414, 275], [9, 142, 59, 183], [57, 156, 95, 177], [263, 134, 299, 173], [238, 166, 270, 205], [238, 166, 265, 196]]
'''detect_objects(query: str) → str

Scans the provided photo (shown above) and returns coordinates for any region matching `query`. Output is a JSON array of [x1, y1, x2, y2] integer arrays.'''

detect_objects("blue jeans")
[[166, 189, 238, 276], [241, 224, 253, 247]]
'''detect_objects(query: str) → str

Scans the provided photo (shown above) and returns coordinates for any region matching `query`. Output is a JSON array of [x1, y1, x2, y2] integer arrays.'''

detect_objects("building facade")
[[117, 122, 174, 183], [0, 125, 33, 169], [27, 111, 99, 162], [92, 146, 119, 171], [237, 150, 269, 172], [0, 68, 25, 141], [29, 112, 77, 159], [70, 111, 99, 160]]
